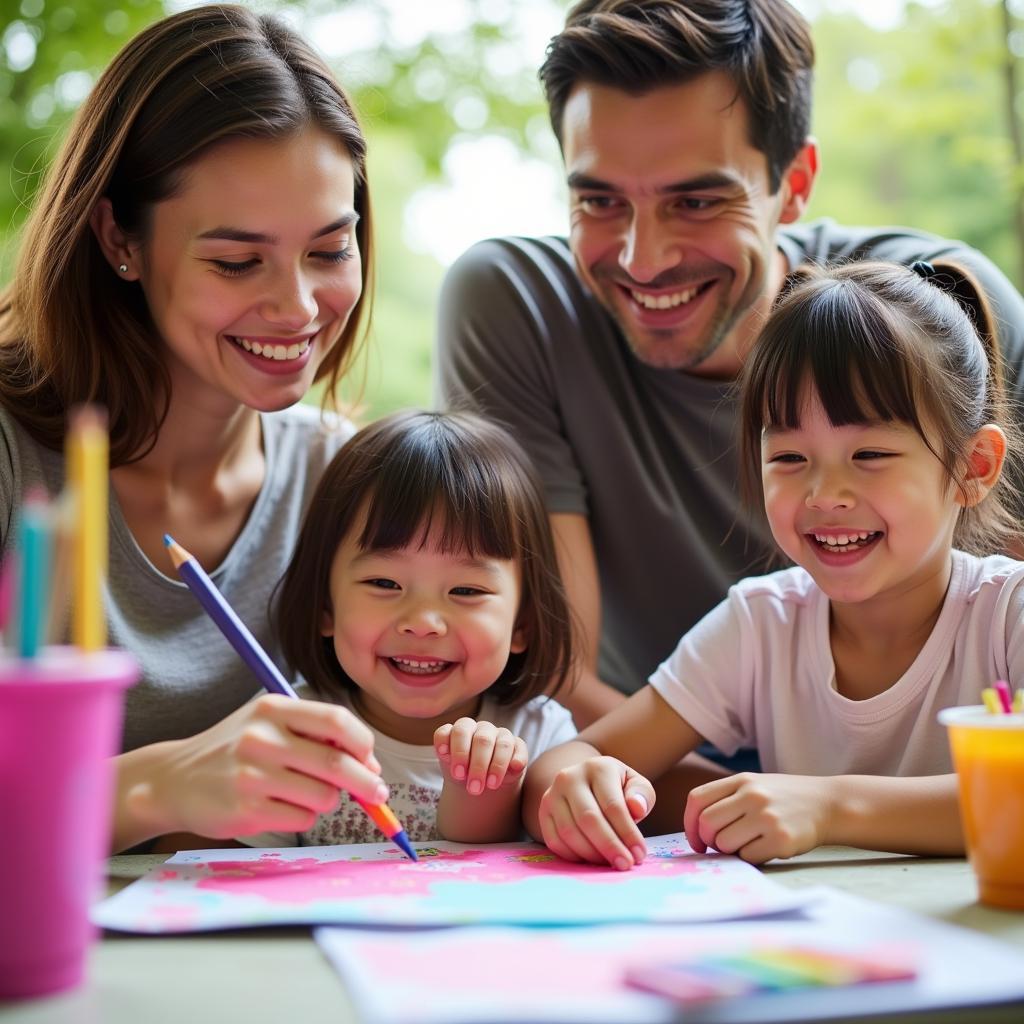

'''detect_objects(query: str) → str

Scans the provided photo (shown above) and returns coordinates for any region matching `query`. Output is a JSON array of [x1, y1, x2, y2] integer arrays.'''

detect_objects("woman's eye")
[[312, 246, 354, 264], [211, 258, 259, 276]]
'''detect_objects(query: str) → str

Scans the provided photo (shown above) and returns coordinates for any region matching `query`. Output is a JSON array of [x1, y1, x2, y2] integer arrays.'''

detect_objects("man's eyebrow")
[[196, 213, 359, 245], [566, 170, 742, 194]]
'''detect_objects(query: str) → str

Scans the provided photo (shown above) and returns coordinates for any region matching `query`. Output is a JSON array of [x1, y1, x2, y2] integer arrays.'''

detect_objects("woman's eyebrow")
[[196, 213, 359, 245]]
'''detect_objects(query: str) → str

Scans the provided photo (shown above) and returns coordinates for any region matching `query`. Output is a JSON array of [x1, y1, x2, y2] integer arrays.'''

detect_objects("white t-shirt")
[[243, 689, 577, 847], [649, 551, 1024, 777]]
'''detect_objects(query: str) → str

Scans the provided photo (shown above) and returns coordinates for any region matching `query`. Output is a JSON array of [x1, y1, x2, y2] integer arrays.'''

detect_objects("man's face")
[[562, 72, 801, 378]]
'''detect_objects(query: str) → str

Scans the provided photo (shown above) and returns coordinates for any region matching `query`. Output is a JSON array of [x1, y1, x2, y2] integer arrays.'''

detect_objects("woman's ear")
[[956, 424, 1007, 508], [89, 197, 139, 280]]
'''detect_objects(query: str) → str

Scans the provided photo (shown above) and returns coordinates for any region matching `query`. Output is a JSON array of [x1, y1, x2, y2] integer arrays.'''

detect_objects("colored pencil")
[[981, 688, 1003, 715], [68, 406, 108, 651], [993, 680, 1014, 715], [163, 534, 417, 861], [17, 489, 52, 659], [1014, 690, 1024, 715]]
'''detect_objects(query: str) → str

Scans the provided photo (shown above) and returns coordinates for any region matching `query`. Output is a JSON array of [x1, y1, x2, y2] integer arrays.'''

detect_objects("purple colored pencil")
[[163, 534, 416, 861]]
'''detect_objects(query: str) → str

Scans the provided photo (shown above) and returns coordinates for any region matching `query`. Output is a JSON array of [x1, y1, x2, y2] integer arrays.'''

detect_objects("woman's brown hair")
[[275, 410, 575, 707], [0, 3, 374, 466], [739, 260, 1022, 555]]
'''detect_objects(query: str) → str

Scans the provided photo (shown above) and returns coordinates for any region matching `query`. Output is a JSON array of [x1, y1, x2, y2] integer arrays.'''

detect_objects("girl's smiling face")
[[128, 126, 362, 415], [761, 389, 960, 613], [320, 520, 527, 745]]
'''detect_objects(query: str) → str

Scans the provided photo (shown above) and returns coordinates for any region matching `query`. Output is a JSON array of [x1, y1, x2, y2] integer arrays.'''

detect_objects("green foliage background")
[[1, 0, 1020, 422]]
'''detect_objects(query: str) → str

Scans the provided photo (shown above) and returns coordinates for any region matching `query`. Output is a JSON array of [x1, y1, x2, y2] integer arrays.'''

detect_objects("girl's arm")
[[111, 695, 387, 853], [434, 719, 529, 843], [523, 687, 706, 867], [683, 772, 963, 863]]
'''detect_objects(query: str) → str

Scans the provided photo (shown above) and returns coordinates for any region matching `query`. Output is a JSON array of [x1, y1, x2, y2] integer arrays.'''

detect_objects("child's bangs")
[[355, 429, 520, 559], [757, 284, 925, 435]]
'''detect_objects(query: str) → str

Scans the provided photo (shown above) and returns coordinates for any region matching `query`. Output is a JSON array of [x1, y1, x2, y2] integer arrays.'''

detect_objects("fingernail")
[[468, 780, 482, 795], [453, 765, 466, 780], [374, 785, 389, 804], [631, 793, 648, 816], [631, 845, 645, 863], [437, 744, 449, 757], [614, 856, 630, 871], [487, 774, 498, 789]]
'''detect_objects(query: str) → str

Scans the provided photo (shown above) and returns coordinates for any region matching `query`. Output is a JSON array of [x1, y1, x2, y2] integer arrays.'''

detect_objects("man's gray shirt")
[[436, 219, 1024, 693]]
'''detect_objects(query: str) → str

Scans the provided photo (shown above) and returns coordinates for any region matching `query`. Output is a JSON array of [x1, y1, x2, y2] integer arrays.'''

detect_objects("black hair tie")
[[910, 260, 936, 280]]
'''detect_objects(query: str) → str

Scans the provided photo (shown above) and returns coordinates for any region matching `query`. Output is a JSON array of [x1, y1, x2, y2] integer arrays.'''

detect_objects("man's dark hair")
[[540, 0, 814, 191]]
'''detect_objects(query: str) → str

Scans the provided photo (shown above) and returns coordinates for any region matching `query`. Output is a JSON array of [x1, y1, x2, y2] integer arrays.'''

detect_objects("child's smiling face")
[[320, 519, 527, 745], [760, 388, 960, 612]]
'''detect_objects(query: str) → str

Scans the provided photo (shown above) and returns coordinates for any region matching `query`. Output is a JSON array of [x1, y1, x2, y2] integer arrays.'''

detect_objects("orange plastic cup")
[[939, 705, 1024, 910]]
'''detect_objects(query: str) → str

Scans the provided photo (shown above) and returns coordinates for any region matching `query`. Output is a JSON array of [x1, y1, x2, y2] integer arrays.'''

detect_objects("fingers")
[[434, 719, 528, 794], [684, 775, 742, 854], [539, 759, 653, 871]]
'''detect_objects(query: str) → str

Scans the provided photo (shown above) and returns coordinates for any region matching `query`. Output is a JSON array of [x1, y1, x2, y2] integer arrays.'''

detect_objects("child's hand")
[[434, 718, 528, 796], [683, 772, 831, 864], [128, 694, 387, 840], [537, 755, 654, 870]]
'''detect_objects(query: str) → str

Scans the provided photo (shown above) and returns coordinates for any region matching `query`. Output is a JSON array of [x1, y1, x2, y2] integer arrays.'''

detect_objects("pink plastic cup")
[[0, 647, 138, 1000]]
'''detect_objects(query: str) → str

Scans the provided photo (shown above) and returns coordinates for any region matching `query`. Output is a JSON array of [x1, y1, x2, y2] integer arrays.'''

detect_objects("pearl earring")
[[118, 263, 128, 274]]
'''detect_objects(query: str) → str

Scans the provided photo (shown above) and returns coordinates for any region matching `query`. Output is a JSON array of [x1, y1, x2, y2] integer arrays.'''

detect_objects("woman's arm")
[[110, 694, 387, 853]]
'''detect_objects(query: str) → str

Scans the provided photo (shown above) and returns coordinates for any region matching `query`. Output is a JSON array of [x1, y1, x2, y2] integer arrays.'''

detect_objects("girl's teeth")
[[812, 530, 877, 550], [391, 657, 448, 675]]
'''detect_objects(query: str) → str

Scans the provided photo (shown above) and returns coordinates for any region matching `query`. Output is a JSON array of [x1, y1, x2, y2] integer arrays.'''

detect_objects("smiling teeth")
[[631, 286, 700, 310], [391, 657, 449, 674], [234, 337, 310, 361], [813, 531, 878, 550]]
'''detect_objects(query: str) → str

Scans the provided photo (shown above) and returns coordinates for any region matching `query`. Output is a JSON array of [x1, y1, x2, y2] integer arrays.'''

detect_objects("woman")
[[0, 5, 389, 851]]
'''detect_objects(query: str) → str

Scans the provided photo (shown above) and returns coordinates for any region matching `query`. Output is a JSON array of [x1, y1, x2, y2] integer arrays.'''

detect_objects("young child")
[[242, 410, 576, 848], [524, 260, 1024, 869]]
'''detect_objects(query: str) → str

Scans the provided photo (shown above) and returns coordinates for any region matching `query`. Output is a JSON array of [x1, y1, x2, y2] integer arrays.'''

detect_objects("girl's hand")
[[683, 772, 832, 864], [434, 718, 528, 795], [537, 755, 654, 870], [122, 694, 387, 842]]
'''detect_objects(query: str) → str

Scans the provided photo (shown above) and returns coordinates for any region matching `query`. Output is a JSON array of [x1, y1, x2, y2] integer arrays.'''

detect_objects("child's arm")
[[523, 686, 705, 867], [684, 772, 963, 863], [433, 718, 529, 843]]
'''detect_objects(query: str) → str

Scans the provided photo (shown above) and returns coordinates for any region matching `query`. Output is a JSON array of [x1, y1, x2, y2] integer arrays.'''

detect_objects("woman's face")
[[131, 126, 362, 415]]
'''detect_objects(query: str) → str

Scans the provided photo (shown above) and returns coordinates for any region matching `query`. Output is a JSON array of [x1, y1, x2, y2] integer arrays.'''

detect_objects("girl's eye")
[[854, 450, 892, 460], [450, 586, 485, 597], [211, 258, 259, 276], [365, 578, 400, 590], [767, 452, 805, 464]]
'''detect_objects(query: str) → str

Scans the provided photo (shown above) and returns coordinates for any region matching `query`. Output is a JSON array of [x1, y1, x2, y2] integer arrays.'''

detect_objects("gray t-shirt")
[[0, 404, 351, 751], [436, 219, 1024, 694]]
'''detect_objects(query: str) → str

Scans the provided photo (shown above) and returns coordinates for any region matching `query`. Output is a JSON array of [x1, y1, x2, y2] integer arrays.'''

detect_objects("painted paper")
[[93, 833, 805, 933]]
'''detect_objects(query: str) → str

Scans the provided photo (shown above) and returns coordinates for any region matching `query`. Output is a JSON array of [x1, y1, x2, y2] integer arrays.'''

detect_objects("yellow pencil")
[[981, 688, 1003, 715], [68, 406, 108, 651]]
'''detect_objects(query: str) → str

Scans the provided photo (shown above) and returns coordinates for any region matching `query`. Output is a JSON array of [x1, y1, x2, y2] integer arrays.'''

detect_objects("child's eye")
[[767, 452, 805, 464], [450, 586, 485, 597], [364, 578, 400, 590], [853, 450, 893, 461]]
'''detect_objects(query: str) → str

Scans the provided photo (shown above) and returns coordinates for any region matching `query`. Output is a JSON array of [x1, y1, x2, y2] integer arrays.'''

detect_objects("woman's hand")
[[114, 694, 386, 849], [434, 718, 527, 795], [536, 755, 654, 870], [683, 772, 831, 864]]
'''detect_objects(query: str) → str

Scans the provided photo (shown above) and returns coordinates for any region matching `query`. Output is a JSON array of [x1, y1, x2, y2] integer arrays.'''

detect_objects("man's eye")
[[578, 195, 621, 214]]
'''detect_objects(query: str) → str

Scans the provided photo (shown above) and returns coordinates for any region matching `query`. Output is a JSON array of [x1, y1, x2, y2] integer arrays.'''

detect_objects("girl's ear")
[[320, 606, 335, 637], [956, 424, 1007, 508], [510, 621, 528, 655]]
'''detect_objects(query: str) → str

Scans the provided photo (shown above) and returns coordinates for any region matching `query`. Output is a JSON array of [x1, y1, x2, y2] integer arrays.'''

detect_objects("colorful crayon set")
[[1, 405, 108, 656], [625, 944, 917, 1005], [981, 680, 1024, 715]]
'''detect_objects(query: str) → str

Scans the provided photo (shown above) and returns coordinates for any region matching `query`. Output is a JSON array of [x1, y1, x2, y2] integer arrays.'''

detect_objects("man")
[[436, 0, 1024, 729]]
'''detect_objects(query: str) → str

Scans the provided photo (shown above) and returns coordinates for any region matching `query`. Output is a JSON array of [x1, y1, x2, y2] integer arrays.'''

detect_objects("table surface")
[[3, 847, 1023, 1024]]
